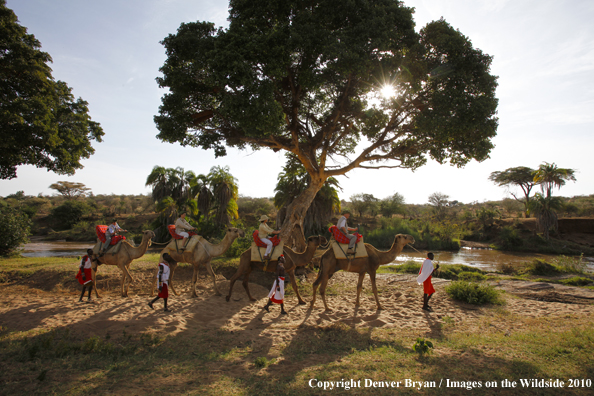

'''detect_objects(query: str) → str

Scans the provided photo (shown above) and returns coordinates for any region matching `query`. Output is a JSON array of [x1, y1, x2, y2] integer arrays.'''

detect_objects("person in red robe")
[[264, 255, 287, 315], [417, 252, 439, 311], [75, 249, 95, 302], [148, 253, 175, 312]]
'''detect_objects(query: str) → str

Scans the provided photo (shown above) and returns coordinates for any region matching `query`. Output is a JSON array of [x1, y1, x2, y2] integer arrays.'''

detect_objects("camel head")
[[142, 230, 156, 246], [394, 234, 415, 249], [307, 235, 328, 247], [226, 227, 245, 239]]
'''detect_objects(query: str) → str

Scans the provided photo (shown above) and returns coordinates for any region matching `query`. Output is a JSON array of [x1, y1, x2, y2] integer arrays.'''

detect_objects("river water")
[[20, 241, 593, 272]]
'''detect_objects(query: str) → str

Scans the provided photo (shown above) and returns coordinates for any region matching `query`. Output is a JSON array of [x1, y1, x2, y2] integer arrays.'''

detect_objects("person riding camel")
[[258, 215, 280, 260], [100, 218, 127, 256], [175, 212, 196, 251], [337, 210, 358, 254]]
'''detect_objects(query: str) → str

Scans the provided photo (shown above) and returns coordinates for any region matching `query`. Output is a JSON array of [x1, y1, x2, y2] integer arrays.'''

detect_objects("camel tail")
[[313, 255, 324, 286]]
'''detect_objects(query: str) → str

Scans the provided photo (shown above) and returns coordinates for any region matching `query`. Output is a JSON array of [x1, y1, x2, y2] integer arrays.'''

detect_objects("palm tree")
[[533, 162, 576, 199], [207, 166, 239, 226], [531, 162, 576, 239]]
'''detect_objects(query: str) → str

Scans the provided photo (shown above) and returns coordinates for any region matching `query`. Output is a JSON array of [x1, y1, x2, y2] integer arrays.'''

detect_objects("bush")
[[435, 264, 485, 280], [520, 259, 560, 276], [560, 277, 593, 286], [391, 260, 421, 274], [553, 255, 586, 274], [458, 271, 487, 282], [0, 207, 31, 256], [445, 281, 504, 305], [224, 235, 252, 258], [499, 226, 523, 248], [50, 200, 93, 230]]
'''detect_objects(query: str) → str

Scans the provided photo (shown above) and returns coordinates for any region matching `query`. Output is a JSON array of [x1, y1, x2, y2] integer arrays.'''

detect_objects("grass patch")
[[445, 280, 505, 305]]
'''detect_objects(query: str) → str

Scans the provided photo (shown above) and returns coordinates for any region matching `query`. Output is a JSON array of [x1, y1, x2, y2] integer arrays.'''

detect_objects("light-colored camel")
[[225, 235, 327, 305], [310, 234, 415, 311], [91, 230, 155, 298], [153, 227, 245, 297]]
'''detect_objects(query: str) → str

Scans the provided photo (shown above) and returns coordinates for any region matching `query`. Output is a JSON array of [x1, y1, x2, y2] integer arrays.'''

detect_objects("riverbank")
[[1, 256, 593, 395]]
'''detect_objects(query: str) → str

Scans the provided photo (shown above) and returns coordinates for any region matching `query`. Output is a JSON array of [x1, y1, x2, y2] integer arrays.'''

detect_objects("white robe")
[[268, 276, 285, 304], [417, 258, 434, 285]]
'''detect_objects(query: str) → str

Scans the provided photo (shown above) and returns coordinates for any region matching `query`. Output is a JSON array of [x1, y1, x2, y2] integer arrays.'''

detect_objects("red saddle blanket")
[[253, 230, 280, 247], [329, 225, 362, 244], [95, 225, 126, 245], [167, 224, 198, 240]]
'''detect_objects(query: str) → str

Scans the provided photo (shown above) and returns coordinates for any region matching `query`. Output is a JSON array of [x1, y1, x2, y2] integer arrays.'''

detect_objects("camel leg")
[[226, 266, 245, 302], [310, 264, 324, 309], [190, 266, 199, 298], [369, 271, 382, 310], [241, 265, 257, 301], [205, 260, 221, 296], [355, 272, 366, 307], [287, 268, 306, 305], [119, 264, 134, 297], [319, 275, 332, 312], [91, 267, 101, 298]]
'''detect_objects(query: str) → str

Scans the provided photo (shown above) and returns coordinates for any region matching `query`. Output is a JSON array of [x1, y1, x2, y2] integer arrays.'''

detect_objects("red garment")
[[167, 225, 197, 240], [253, 230, 280, 247], [328, 226, 362, 244], [95, 225, 126, 244], [76, 268, 93, 285], [158, 283, 169, 298], [423, 275, 435, 295]]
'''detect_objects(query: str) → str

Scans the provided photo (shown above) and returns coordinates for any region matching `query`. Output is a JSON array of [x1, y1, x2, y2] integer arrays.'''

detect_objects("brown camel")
[[225, 235, 327, 305], [91, 230, 155, 298], [153, 227, 245, 297], [310, 234, 415, 311]]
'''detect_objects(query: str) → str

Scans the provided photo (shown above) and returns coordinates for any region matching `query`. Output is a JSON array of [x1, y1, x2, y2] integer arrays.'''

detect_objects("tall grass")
[[445, 281, 504, 305]]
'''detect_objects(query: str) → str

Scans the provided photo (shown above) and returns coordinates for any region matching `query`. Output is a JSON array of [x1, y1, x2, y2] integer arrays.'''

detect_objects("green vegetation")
[[0, 206, 31, 257], [412, 338, 434, 357], [445, 281, 505, 305]]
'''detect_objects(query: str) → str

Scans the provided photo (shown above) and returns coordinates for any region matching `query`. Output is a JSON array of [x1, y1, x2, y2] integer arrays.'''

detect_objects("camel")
[[310, 234, 415, 311], [153, 227, 245, 298], [225, 234, 328, 305], [91, 230, 155, 298]]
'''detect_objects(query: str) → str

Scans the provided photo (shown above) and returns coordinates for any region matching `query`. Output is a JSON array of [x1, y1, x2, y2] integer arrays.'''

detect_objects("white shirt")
[[158, 262, 170, 285], [107, 223, 122, 235], [417, 258, 434, 284], [80, 256, 92, 270], [175, 217, 193, 234], [337, 216, 348, 233]]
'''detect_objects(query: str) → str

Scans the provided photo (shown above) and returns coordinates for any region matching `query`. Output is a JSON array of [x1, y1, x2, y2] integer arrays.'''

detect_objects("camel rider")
[[100, 219, 127, 256], [337, 210, 358, 254], [148, 253, 175, 312], [175, 212, 196, 250], [264, 254, 287, 315], [258, 215, 280, 260]]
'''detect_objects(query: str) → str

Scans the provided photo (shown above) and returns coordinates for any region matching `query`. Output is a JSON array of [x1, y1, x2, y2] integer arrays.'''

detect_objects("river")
[[20, 241, 593, 272]]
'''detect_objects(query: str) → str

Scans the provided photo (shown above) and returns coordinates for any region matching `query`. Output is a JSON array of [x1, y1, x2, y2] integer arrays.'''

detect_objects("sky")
[[2, 0, 593, 205]]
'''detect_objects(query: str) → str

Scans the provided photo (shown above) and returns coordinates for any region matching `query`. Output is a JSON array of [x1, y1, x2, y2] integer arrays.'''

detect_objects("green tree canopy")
[[49, 181, 91, 200], [155, 0, 498, 238], [533, 162, 576, 199], [489, 166, 536, 217], [0, 0, 104, 179]]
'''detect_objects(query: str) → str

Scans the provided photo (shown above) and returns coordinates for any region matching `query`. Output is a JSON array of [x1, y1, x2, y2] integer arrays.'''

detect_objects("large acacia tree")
[[155, 0, 499, 239], [0, 1, 103, 179]]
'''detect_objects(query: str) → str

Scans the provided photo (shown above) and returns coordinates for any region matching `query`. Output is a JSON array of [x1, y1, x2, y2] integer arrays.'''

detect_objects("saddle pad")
[[330, 239, 368, 259], [165, 234, 203, 253], [92, 239, 123, 256], [251, 241, 284, 262]]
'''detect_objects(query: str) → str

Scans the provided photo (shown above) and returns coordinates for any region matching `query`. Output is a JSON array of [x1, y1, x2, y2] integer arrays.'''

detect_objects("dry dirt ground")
[[1, 267, 593, 344]]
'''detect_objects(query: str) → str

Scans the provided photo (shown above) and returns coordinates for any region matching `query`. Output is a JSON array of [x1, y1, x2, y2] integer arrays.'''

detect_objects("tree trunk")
[[279, 177, 326, 241]]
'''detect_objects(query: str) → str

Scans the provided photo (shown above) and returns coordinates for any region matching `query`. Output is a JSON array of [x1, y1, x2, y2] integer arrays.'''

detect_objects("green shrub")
[[458, 271, 487, 282], [254, 356, 270, 368], [435, 264, 485, 280], [520, 259, 560, 276], [445, 281, 504, 305], [412, 338, 434, 356], [392, 260, 421, 274], [0, 207, 31, 256], [553, 255, 586, 274], [224, 236, 252, 258], [560, 277, 593, 286], [499, 226, 523, 248], [50, 200, 93, 230]]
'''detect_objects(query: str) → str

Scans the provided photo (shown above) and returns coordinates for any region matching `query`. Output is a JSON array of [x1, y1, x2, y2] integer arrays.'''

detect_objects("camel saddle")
[[92, 239, 124, 256], [165, 234, 204, 253], [251, 241, 284, 262], [330, 238, 368, 259]]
